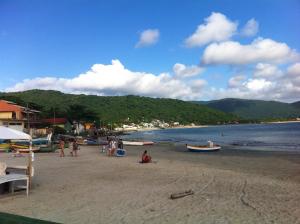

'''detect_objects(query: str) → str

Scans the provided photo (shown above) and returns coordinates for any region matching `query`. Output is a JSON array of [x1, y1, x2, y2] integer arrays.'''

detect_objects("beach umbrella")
[[0, 126, 31, 140]]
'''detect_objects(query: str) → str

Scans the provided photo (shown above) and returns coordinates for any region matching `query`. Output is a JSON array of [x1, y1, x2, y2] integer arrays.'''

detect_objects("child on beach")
[[59, 138, 65, 157], [141, 150, 152, 163]]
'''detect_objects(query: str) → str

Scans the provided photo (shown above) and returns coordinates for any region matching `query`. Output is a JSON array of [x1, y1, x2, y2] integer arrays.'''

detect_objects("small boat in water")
[[186, 141, 221, 152], [123, 141, 154, 146]]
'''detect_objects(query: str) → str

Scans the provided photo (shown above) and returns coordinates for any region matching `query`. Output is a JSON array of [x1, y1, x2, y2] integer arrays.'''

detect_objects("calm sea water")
[[122, 122, 300, 152]]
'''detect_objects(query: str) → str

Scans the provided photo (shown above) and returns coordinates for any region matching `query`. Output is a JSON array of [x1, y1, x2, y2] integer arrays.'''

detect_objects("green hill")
[[193, 98, 300, 120], [292, 101, 300, 109], [0, 90, 237, 125]]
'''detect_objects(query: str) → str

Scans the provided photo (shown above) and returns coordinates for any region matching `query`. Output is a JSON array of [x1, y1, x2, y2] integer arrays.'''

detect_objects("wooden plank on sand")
[[170, 190, 194, 200]]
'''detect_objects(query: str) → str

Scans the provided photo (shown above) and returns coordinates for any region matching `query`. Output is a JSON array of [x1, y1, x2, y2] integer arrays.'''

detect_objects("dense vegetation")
[[193, 98, 300, 120], [0, 90, 237, 125], [292, 101, 300, 109]]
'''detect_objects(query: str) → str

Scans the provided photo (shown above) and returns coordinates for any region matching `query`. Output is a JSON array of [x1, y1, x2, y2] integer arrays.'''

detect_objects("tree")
[[66, 104, 99, 123]]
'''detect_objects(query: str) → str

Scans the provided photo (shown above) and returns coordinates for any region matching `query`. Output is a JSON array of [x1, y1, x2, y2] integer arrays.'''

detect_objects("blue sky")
[[1, 0, 300, 102]]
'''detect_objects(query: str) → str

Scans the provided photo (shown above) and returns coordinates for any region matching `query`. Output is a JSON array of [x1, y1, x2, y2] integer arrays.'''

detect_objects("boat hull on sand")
[[186, 144, 221, 152], [123, 141, 154, 146], [15, 147, 40, 153]]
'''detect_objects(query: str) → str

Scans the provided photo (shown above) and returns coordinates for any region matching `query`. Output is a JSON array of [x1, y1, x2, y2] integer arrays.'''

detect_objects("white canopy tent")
[[0, 126, 33, 187], [0, 126, 31, 140]]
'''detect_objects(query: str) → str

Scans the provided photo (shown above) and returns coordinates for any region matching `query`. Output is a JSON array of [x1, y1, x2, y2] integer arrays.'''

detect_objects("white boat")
[[123, 141, 154, 146], [186, 142, 221, 152]]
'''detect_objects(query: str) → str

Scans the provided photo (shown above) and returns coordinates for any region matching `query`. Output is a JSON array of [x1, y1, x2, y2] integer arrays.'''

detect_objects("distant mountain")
[[0, 90, 237, 125], [193, 98, 300, 120], [292, 101, 300, 109]]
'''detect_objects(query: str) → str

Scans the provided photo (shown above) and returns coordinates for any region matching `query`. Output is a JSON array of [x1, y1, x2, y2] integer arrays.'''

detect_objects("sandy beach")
[[0, 144, 300, 223]]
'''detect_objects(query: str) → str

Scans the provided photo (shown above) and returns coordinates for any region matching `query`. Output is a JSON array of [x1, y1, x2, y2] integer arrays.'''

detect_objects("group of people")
[[104, 137, 152, 163], [105, 137, 124, 156], [59, 136, 152, 163], [59, 138, 79, 157]]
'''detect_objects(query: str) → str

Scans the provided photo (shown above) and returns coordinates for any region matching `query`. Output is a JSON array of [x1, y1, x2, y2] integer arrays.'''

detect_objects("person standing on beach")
[[107, 138, 112, 156], [59, 138, 65, 157], [118, 138, 123, 149], [72, 139, 79, 157], [110, 138, 117, 156]]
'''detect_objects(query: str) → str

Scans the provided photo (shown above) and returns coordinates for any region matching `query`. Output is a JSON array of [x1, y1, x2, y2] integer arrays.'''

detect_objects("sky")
[[0, 0, 300, 102]]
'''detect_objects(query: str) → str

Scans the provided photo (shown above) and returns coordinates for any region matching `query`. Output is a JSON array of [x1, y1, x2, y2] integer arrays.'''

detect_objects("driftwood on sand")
[[170, 190, 194, 200]]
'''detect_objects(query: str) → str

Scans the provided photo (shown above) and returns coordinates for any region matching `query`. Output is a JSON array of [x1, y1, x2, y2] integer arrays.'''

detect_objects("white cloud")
[[253, 63, 282, 78], [228, 75, 246, 88], [208, 64, 300, 102], [135, 29, 160, 48], [208, 78, 276, 101], [173, 63, 204, 78], [245, 78, 273, 91], [190, 79, 207, 90], [202, 37, 299, 65], [184, 12, 237, 47], [5, 60, 207, 101], [241, 18, 259, 37], [287, 63, 300, 77], [4, 60, 300, 102]]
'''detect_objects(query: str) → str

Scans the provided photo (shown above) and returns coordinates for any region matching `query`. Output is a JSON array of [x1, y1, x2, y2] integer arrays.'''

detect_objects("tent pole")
[[28, 139, 33, 189]]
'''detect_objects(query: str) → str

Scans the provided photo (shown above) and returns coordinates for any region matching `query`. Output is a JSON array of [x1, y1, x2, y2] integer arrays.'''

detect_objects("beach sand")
[[0, 144, 300, 223]]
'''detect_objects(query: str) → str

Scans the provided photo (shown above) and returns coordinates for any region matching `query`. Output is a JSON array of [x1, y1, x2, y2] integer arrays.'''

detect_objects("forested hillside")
[[193, 98, 300, 120], [0, 90, 237, 125]]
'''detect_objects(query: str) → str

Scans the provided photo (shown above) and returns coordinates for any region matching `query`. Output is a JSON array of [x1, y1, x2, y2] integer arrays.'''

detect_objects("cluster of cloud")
[[173, 63, 204, 79], [4, 12, 300, 102], [201, 37, 299, 65], [253, 63, 282, 78], [184, 13, 261, 48], [180, 12, 299, 102], [212, 62, 300, 102], [135, 29, 160, 48], [5, 60, 206, 100], [184, 12, 238, 47]]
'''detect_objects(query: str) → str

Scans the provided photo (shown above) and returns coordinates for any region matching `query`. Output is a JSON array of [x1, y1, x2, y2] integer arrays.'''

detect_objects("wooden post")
[[28, 139, 33, 189], [26, 103, 33, 189]]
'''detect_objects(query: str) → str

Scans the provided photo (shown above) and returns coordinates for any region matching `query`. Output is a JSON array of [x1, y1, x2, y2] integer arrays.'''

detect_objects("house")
[[0, 100, 40, 132], [42, 118, 72, 132]]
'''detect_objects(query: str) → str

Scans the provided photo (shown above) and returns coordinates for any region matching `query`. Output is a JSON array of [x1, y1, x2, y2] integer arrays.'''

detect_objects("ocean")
[[122, 122, 300, 152]]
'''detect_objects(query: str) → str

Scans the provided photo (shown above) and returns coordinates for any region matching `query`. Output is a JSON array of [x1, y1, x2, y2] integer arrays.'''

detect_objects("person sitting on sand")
[[59, 138, 65, 157], [141, 150, 152, 163]]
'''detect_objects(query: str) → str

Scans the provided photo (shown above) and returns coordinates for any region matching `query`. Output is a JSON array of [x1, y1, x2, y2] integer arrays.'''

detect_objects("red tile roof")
[[0, 100, 23, 112], [43, 118, 68, 124]]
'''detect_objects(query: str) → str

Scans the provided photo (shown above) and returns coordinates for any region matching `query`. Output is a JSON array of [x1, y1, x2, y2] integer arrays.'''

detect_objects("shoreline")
[[123, 125, 209, 133], [265, 120, 300, 124], [122, 121, 300, 133]]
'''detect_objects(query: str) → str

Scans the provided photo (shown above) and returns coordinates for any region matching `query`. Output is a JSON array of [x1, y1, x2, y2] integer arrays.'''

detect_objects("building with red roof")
[[0, 100, 40, 132]]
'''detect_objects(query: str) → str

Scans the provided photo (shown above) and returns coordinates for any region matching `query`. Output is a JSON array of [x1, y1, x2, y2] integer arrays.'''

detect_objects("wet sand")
[[0, 144, 300, 223]]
